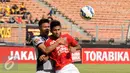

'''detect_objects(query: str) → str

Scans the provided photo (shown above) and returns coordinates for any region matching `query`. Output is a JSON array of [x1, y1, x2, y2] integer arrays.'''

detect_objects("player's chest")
[[49, 40, 69, 55]]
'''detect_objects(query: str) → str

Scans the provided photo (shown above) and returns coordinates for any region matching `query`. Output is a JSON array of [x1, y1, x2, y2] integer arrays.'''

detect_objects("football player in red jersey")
[[44, 20, 81, 73]]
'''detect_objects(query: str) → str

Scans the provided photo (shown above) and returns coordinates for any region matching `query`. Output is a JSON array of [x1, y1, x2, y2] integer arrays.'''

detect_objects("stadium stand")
[[42, 0, 130, 42], [21, 0, 91, 40], [0, 0, 91, 45], [1, 0, 130, 45]]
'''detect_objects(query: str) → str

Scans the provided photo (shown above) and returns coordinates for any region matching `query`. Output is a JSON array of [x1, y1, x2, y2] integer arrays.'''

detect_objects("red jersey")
[[44, 34, 78, 70]]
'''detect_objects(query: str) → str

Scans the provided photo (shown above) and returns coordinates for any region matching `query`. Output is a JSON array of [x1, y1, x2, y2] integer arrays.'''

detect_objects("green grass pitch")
[[0, 64, 130, 73]]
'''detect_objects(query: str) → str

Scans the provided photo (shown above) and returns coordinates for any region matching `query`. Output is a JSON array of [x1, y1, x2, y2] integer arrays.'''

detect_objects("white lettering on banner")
[[85, 51, 90, 61], [72, 52, 80, 61], [28, 51, 35, 60], [102, 52, 107, 61], [96, 51, 102, 61], [90, 51, 96, 61], [21, 51, 27, 60], [8, 51, 36, 60], [123, 52, 129, 61], [84, 51, 130, 61], [118, 52, 123, 61], [108, 52, 114, 61]]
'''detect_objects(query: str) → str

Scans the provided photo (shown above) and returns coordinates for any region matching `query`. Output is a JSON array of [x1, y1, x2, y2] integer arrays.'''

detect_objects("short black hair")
[[38, 19, 49, 27], [50, 20, 61, 30]]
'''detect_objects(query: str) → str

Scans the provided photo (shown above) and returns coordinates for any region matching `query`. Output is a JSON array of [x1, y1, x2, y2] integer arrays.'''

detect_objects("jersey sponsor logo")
[[63, 37, 67, 41], [50, 40, 56, 45], [56, 45, 69, 56], [49, 40, 69, 56]]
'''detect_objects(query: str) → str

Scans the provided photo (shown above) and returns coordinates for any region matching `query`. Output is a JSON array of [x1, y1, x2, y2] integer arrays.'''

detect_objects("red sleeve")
[[66, 34, 78, 46], [44, 39, 50, 47]]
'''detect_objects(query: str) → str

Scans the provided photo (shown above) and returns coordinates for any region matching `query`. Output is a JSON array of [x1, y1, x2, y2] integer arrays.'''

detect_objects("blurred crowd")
[[0, 1, 56, 25], [0, 2, 40, 24]]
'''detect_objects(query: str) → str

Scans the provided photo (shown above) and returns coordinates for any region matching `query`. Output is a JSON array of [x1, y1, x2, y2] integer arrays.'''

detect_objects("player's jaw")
[[40, 23, 50, 36], [51, 26, 61, 38], [54, 32, 61, 38], [43, 29, 49, 35]]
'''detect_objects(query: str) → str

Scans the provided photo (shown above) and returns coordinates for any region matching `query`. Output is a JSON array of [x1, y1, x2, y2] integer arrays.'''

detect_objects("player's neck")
[[40, 33, 48, 37], [51, 35, 58, 40]]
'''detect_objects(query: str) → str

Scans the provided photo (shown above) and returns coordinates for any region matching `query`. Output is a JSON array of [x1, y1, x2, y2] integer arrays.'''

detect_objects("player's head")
[[50, 20, 61, 38], [38, 19, 50, 36]]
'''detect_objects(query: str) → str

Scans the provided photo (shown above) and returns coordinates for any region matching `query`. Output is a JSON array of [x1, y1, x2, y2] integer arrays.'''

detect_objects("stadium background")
[[0, 0, 130, 73]]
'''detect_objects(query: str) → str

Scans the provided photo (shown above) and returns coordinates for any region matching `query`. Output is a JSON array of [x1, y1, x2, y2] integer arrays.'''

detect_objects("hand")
[[39, 55, 49, 61], [56, 37, 66, 45], [69, 46, 76, 53]]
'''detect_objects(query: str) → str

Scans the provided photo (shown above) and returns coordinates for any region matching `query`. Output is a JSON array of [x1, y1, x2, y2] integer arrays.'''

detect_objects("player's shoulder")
[[62, 33, 76, 41], [62, 33, 72, 38], [44, 36, 53, 46], [32, 35, 43, 43], [45, 35, 52, 42], [32, 35, 41, 41], [62, 33, 71, 37], [32, 35, 46, 46]]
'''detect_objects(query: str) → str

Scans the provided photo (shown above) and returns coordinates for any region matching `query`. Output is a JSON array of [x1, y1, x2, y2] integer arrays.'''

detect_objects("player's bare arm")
[[38, 42, 58, 54], [45, 37, 66, 54], [67, 34, 81, 53], [38, 41, 59, 61], [39, 54, 49, 61], [37, 38, 65, 61], [72, 44, 81, 50], [37, 41, 59, 61], [69, 44, 81, 53], [38, 37, 66, 54], [36, 43, 49, 61]]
